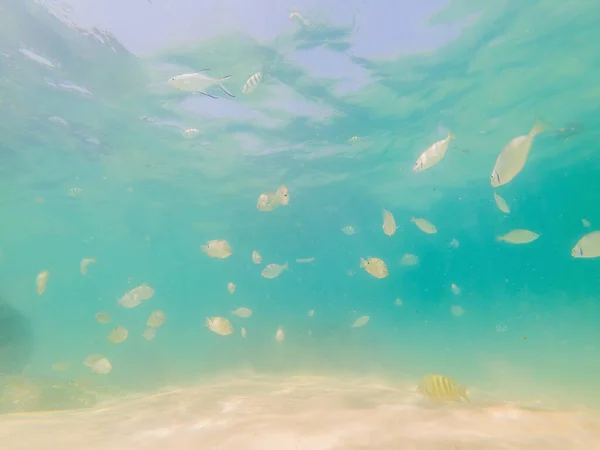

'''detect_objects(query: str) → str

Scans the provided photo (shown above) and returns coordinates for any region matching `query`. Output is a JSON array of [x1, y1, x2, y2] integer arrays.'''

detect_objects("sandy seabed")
[[1, 375, 599, 450]]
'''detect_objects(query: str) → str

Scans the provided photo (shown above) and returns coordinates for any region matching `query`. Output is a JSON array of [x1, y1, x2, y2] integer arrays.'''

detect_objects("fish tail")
[[529, 119, 548, 137], [459, 386, 470, 402], [448, 133, 455, 140], [283, 262, 289, 270], [359, 258, 367, 268], [495, 235, 503, 242]]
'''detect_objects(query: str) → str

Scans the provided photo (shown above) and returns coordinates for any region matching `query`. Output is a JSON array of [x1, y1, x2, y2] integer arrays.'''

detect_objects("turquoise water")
[[1, 0, 600, 429]]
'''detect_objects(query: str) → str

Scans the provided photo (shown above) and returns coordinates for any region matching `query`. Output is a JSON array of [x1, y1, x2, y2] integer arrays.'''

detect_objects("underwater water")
[[1, 0, 600, 448]]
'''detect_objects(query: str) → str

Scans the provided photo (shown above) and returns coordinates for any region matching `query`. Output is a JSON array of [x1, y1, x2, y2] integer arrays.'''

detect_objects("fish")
[[108, 326, 128, 344], [118, 284, 155, 308], [91, 358, 112, 375], [395, 298, 403, 306], [36, 270, 49, 295], [252, 250, 262, 264], [146, 310, 167, 328], [227, 282, 236, 294], [497, 229, 540, 244], [80, 257, 96, 276], [382, 209, 396, 236], [232, 307, 252, 318], [491, 121, 547, 187], [348, 136, 360, 144], [341, 226, 356, 235], [289, 11, 309, 26], [205, 317, 233, 336], [352, 315, 369, 328], [582, 219, 591, 228], [412, 133, 454, 172], [449, 238, 460, 249], [417, 374, 469, 402], [572, 231, 600, 258], [52, 362, 71, 372], [275, 326, 285, 342], [241, 327, 247, 338], [295, 257, 315, 263], [360, 257, 388, 279], [308, 309, 315, 317], [400, 254, 419, 266], [411, 217, 437, 234], [451, 283, 461, 295], [493, 192, 510, 214], [94, 311, 111, 324], [201, 239, 232, 259], [256, 185, 289, 212], [168, 70, 235, 99], [261, 262, 288, 279], [451, 305, 465, 317], [241, 72, 262, 94], [68, 187, 83, 197], [142, 327, 157, 340], [83, 354, 104, 369], [182, 128, 201, 139]]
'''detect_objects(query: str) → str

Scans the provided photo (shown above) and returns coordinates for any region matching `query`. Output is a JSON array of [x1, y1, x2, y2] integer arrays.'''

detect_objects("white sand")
[[1, 375, 599, 449]]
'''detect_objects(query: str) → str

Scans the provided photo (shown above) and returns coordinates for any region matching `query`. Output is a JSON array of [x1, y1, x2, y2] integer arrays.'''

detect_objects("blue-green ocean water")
[[1, 0, 600, 417]]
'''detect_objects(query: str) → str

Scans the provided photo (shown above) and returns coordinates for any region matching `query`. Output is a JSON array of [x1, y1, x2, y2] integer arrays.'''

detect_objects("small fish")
[[400, 253, 419, 266], [261, 262, 288, 279], [417, 374, 469, 402], [146, 310, 167, 328], [232, 307, 252, 318], [341, 226, 356, 235], [182, 128, 201, 139], [36, 270, 49, 295], [94, 311, 111, 324], [168, 70, 234, 99], [91, 358, 112, 375], [412, 133, 454, 172], [142, 327, 157, 340], [252, 250, 262, 264], [80, 257, 96, 275], [360, 257, 388, 279], [491, 121, 547, 187], [493, 192, 510, 214], [118, 284, 155, 308], [108, 325, 128, 344], [68, 187, 83, 197], [52, 362, 71, 372], [582, 219, 591, 228], [451, 305, 465, 317], [227, 282, 236, 294], [411, 217, 437, 234], [449, 238, 460, 249], [497, 229, 540, 244], [352, 315, 369, 328], [451, 283, 461, 295], [241, 327, 247, 338], [241, 72, 262, 94], [205, 317, 233, 336], [289, 11, 309, 26], [83, 354, 104, 369], [256, 185, 289, 212], [308, 309, 315, 317], [275, 326, 285, 342], [383, 209, 396, 236], [201, 239, 232, 258], [295, 257, 315, 263], [348, 136, 360, 145], [395, 298, 403, 306], [572, 231, 600, 258]]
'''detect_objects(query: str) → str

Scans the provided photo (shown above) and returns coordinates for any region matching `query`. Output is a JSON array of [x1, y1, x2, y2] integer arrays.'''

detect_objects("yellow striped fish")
[[242, 72, 262, 94], [417, 374, 469, 402]]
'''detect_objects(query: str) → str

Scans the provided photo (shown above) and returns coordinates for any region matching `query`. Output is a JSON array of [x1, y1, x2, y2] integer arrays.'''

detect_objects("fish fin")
[[198, 90, 218, 99], [459, 386, 470, 402], [529, 120, 549, 137], [359, 258, 367, 268], [218, 83, 235, 98]]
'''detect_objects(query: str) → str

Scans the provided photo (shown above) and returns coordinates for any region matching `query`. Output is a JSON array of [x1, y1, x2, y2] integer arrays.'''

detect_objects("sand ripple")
[[1, 375, 599, 449]]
